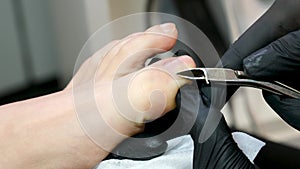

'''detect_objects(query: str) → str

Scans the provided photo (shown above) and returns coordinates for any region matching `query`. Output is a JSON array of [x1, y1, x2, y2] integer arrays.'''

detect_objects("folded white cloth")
[[232, 132, 266, 163], [96, 135, 194, 169]]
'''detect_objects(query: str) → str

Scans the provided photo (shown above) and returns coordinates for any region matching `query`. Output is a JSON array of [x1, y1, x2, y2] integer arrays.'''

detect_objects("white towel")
[[232, 132, 266, 163], [96, 135, 194, 169]]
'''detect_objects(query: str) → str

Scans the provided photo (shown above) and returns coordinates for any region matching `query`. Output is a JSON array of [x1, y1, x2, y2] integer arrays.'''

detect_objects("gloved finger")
[[219, 0, 300, 70], [263, 91, 300, 131], [243, 29, 300, 90]]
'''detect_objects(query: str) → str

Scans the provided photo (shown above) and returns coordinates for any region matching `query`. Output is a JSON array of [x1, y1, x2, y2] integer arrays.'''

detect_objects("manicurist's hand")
[[242, 29, 300, 131]]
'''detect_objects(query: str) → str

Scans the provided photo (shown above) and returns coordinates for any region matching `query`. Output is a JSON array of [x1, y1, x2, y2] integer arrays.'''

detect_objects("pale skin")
[[0, 23, 196, 169]]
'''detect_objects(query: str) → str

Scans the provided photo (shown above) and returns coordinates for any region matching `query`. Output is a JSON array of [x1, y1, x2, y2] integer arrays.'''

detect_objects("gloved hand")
[[190, 93, 257, 169], [218, 0, 300, 130], [219, 0, 300, 90], [220, 0, 300, 70], [243, 29, 300, 131], [175, 50, 257, 169], [189, 2, 300, 167]]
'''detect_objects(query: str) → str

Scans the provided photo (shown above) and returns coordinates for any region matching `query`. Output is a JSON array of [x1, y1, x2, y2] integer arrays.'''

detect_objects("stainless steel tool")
[[177, 68, 300, 99]]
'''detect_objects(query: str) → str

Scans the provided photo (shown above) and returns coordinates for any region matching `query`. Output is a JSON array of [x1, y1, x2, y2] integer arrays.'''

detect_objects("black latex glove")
[[175, 30, 299, 169], [219, 0, 300, 98], [243, 29, 300, 131], [220, 0, 300, 70], [190, 93, 257, 169], [175, 50, 256, 169], [217, 0, 300, 131], [189, 2, 300, 165]]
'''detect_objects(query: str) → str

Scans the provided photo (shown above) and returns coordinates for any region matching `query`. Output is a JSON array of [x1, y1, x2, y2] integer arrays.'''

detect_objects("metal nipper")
[[177, 68, 300, 99]]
